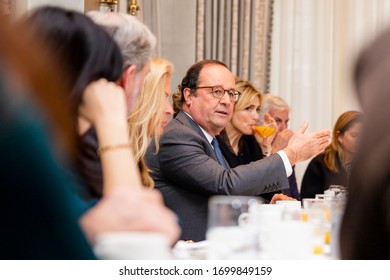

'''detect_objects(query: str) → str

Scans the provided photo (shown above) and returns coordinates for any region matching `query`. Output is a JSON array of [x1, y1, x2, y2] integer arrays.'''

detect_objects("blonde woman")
[[128, 58, 174, 187], [217, 77, 293, 203]]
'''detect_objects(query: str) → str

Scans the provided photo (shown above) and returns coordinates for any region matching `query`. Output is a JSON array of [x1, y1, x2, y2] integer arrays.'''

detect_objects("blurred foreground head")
[[87, 11, 157, 112], [0, 10, 75, 156], [340, 26, 390, 259], [21, 6, 123, 119]]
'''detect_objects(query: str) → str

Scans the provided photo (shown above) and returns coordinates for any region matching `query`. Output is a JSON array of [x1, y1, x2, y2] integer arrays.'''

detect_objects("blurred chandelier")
[[98, 0, 119, 12], [128, 0, 140, 16]]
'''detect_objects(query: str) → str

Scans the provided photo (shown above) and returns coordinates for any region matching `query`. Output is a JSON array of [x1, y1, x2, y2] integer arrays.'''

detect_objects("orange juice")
[[324, 230, 331, 245], [313, 245, 323, 255], [254, 125, 276, 138], [301, 211, 309, 222], [324, 209, 331, 222]]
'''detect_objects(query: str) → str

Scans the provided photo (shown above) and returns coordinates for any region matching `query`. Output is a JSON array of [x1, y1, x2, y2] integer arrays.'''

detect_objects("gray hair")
[[87, 11, 156, 72], [259, 94, 290, 119]]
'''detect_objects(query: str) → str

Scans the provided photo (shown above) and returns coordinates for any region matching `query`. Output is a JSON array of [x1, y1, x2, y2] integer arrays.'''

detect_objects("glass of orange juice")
[[254, 123, 276, 138]]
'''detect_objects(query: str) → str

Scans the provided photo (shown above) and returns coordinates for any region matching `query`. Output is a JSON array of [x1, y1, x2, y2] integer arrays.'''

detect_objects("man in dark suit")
[[145, 59, 330, 241]]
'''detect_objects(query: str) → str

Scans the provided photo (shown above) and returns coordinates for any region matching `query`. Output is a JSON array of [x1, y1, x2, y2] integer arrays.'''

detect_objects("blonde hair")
[[128, 57, 173, 187], [234, 77, 262, 112]]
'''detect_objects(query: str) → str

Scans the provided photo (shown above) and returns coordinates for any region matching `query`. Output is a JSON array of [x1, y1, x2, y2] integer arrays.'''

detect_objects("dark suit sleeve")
[[158, 125, 289, 196], [287, 168, 300, 200]]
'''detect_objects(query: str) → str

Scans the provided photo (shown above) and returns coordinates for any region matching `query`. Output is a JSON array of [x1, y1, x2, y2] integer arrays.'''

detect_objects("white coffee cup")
[[238, 204, 284, 227], [206, 226, 260, 259], [275, 200, 302, 209], [94, 232, 171, 260], [261, 221, 315, 259]]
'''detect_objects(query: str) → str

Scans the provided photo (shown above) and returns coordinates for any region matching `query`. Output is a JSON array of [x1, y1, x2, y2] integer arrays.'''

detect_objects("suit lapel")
[[175, 111, 229, 168], [175, 111, 208, 141]]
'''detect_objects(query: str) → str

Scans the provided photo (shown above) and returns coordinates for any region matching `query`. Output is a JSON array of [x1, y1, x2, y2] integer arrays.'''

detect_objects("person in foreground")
[[301, 110, 362, 199], [22, 7, 144, 200], [146, 59, 331, 241], [80, 10, 157, 199], [0, 17, 94, 259], [340, 26, 390, 259], [1, 7, 179, 259]]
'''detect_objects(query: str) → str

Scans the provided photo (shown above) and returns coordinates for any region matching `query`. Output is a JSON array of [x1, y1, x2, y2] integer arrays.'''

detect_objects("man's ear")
[[119, 64, 137, 89], [183, 88, 192, 105]]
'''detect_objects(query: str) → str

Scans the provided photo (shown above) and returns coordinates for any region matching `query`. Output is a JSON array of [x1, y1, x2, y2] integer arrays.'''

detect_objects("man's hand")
[[271, 129, 294, 153], [283, 121, 331, 166], [270, 193, 296, 204]]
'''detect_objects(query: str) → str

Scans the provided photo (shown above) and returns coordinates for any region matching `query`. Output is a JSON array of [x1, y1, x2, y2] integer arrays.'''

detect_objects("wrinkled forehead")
[[198, 64, 235, 89], [269, 109, 289, 120]]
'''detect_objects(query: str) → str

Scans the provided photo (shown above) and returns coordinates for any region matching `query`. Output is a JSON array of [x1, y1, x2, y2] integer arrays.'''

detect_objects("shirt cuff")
[[277, 150, 292, 177]]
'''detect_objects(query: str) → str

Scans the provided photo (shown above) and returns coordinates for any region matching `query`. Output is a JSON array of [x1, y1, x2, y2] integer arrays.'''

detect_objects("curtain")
[[270, 0, 390, 189], [196, 0, 273, 92]]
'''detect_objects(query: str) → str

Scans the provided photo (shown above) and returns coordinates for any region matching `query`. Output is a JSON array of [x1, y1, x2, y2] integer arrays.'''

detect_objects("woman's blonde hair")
[[128, 57, 173, 187], [234, 76, 262, 112], [324, 110, 363, 173]]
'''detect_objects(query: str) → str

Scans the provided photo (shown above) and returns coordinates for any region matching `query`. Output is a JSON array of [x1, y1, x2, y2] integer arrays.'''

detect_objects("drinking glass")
[[302, 198, 332, 256], [206, 195, 263, 259], [254, 123, 277, 138], [328, 185, 348, 198]]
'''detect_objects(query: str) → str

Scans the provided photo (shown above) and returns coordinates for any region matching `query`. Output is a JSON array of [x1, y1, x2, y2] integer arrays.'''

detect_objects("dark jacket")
[[300, 153, 349, 199]]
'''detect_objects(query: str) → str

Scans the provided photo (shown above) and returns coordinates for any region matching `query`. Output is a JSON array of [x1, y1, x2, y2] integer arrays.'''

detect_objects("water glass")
[[206, 195, 262, 259]]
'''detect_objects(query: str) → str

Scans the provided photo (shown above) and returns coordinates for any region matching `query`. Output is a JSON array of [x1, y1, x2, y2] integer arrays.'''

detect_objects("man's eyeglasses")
[[195, 86, 241, 102]]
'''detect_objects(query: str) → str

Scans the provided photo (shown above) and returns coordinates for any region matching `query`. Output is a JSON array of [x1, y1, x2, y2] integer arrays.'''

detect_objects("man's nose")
[[280, 123, 287, 131], [220, 91, 231, 105]]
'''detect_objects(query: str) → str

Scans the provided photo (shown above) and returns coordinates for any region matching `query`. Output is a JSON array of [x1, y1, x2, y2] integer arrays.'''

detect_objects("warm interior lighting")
[[128, 0, 140, 16], [99, 0, 119, 13]]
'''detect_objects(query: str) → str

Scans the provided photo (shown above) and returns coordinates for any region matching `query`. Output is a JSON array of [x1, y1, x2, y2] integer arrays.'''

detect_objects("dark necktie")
[[211, 138, 227, 168]]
